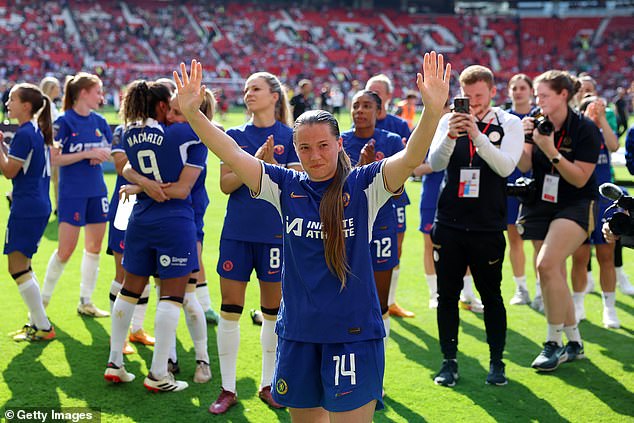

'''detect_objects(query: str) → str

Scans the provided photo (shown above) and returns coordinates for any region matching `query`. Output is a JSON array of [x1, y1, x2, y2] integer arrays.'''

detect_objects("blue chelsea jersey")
[[257, 160, 401, 343], [7, 121, 51, 218], [342, 128, 403, 228], [107, 125, 128, 222], [54, 109, 112, 199], [222, 121, 299, 243], [375, 114, 411, 207], [123, 120, 206, 224]]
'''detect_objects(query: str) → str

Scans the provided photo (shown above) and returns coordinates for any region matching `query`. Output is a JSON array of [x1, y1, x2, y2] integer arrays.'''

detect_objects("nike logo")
[[377, 259, 389, 264], [268, 270, 281, 275], [290, 192, 308, 199], [488, 258, 501, 265], [335, 390, 353, 397], [239, 145, 249, 149]]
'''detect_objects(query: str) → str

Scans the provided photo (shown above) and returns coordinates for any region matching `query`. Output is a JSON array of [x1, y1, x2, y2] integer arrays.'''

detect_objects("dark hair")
[[534, 70, 580, 102], [508, 73, 533, 90], [352, 89, 382, 111], [121, 80, 171, 126], [293, 110, 352, 288], [62, 72, 101, 111], [12, 83, 53, 146]]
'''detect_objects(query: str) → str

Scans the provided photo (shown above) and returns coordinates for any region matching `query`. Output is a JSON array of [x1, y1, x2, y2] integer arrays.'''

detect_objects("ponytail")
[[320, 149, 352, 288], [121, 80, 170, 126], [37, 96, 53, 145], [11, 83, 52, 145]]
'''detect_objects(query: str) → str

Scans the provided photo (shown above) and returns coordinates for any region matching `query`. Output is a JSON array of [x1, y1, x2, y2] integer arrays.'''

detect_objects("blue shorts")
[[507, 195, 521, 226], [195, 211, 205, 243], [418, 207, 436, 234], [370, 227, 398, 271], [395, 205, 407, 233], [107, 221, 125, 255], [58, 196, 109, 226], [217, 239, 282, 282], [123, 218, 198, 279], [4, 215, 49, 258], [272, 338, 385, 412], [589, 198, 611, 245]]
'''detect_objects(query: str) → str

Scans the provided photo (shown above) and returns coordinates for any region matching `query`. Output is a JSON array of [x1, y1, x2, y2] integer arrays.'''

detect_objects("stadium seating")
[[0, 1, 631, 105]]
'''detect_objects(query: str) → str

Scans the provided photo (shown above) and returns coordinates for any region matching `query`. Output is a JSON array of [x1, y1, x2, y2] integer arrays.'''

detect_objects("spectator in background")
[[346, 79, 361, 110], [613, 87, 629, 137], [289, 79, 313, 121], [330, 85, 345, 117], [320, 83, 332, 113], [395, 90, 419, 130]]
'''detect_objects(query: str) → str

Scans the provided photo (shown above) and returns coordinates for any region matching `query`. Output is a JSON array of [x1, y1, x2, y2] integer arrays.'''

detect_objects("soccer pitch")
[[1, 110, 633, 422]]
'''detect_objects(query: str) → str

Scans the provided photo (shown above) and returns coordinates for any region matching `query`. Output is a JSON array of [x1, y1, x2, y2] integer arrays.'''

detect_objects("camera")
[[600, 183, 634, 248], [506, 176, 536, 203], [453, 97, 469, 114], [525, 109, 555, 143]]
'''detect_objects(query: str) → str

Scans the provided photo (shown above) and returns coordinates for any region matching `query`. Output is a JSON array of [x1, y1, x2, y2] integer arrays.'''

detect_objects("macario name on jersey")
[[126, 132, 164, 147]]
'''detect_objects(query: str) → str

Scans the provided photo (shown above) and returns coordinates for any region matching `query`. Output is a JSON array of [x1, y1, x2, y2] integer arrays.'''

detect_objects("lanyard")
[[467, 117, 494, 167], [550, 130, 566, 173]]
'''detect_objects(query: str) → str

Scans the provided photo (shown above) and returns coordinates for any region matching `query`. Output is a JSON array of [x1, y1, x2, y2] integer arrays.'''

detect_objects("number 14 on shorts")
[[333, 353, 356, 386]]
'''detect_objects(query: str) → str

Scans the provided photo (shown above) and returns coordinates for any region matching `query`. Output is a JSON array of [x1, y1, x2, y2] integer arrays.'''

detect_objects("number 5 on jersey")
[[333, 353, 356, 386]]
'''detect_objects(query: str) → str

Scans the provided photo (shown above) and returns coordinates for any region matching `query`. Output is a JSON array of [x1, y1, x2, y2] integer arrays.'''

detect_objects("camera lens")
[[536, 117, 554, 136]]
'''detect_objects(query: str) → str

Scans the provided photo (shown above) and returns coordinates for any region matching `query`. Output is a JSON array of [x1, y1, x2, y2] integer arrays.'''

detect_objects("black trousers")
[[431, 224, 507, 362]]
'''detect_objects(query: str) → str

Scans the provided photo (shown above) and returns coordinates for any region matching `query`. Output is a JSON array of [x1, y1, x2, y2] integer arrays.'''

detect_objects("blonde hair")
[[365, 74, 393, 94], [246, 72, 292, 126]]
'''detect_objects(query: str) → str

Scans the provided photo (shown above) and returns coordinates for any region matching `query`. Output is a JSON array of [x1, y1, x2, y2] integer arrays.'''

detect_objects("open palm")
[[416, 52, 451, 113], [173, 59, 206, 116]]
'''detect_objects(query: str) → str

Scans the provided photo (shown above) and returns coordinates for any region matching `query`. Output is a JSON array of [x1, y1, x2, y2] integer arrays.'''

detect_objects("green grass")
[[1, 110, 634, 422]]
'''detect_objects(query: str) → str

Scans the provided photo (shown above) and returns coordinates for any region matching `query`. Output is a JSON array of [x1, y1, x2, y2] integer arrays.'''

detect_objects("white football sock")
[[42, 250, 66, 304], [79, 250, 100, 303], [184, 291, 209, 363], [217, 316, 240, 393], [150, 301, 181, 379], [260, 316, 277, 388], [18, 275, 50, 330]]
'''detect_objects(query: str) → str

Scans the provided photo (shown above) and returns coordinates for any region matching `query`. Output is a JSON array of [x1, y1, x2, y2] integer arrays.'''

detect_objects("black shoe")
[[564, 341, 585, 362], [250, 309, 263, 326], [434, 359, 458, 387], [531, 341, 567, 371], [486, 360, 508, 386], [167, 358, 180, 375]]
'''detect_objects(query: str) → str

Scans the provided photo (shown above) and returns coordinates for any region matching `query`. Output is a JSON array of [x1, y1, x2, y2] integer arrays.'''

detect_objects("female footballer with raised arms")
[[175, 52, 449, 422]]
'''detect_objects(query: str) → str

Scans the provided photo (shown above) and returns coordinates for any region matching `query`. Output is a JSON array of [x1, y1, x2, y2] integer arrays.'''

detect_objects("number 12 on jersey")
[[333, 353, 356, 386]]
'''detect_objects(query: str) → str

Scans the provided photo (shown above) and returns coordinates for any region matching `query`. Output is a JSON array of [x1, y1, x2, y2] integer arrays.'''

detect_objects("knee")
[[56, 248, 73, 263], [536, 258, 561, 283]]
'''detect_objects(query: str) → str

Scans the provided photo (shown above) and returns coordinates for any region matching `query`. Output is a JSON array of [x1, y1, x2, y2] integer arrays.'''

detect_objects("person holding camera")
[[428, 65, 523, 387], [516, 70, 601, 372]]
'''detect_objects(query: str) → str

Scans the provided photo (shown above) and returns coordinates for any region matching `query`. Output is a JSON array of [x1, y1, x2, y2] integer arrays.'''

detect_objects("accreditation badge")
[[458, 167, 480, 198], [541, 174, 560, 203]]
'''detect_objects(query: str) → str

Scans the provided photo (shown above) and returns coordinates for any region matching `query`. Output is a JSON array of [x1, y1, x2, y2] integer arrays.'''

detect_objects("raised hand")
[[359, 139, 376, 166], [174, 60, 206, 117], [255, 135, 277, 164], [416, 52, 451, 115]]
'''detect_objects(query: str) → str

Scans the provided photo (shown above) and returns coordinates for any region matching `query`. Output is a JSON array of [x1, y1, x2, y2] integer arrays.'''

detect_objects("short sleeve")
[[358, 161, 402, 223], [186, 141, 207, 169], [111, 125, 125, 154], [254, 162, 286, 214], [53, 116, 69, 146], [8, 130, 33, 162], [575, 119, 602, 164], [100, 117, 113, 145]]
